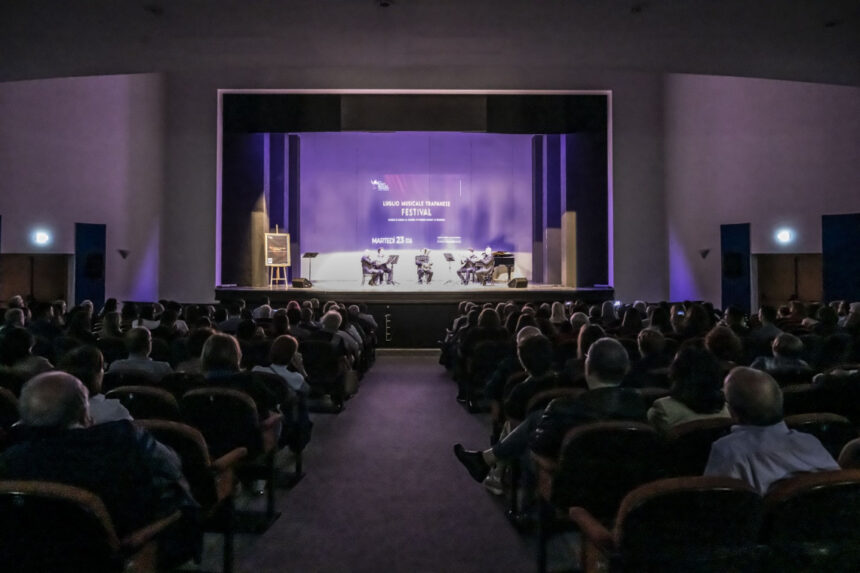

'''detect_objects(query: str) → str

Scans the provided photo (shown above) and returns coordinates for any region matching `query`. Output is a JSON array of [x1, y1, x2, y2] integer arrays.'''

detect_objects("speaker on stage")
[[508, 278, 528, 288], [292, 278, 313, 288]]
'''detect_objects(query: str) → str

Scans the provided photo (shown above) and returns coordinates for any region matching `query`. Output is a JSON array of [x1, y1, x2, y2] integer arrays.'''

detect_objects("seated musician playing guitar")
[[415, 248, 434, 284], [457, 248, 478, 285], [374, 247, 394, 285], [473, 246, 495, 286]]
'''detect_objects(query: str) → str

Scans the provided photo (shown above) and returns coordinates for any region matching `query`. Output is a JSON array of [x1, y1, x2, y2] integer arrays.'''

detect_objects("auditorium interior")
[[0, 1, 859, 572]]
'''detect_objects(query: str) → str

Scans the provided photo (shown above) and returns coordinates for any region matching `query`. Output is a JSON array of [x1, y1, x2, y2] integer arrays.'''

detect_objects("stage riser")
[[214, 287, 614, 347]]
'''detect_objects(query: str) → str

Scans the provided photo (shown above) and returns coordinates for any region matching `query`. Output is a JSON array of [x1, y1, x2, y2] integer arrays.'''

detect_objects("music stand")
[[301, 252, 319, 283], [443, 252, 457, 284], [386, 255, 400, 285]]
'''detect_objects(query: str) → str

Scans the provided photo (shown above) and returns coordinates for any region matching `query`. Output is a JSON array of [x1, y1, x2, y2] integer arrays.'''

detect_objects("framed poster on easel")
[[265, 232, 290, 287]]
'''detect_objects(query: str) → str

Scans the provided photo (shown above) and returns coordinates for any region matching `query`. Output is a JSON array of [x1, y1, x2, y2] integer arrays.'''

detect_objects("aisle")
[[235, 350, 535, 573]]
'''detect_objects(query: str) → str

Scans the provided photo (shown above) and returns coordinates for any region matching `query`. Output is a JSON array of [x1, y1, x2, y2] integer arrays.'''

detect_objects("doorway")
[[754, 253, 822, 309], [0, 254, 71, 303]]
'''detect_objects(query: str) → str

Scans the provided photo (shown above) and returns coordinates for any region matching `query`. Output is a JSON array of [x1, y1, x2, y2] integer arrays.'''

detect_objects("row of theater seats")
[[442, 307, 860, 572], [0, 327, 373, 572], [0, 386, 273, 573]]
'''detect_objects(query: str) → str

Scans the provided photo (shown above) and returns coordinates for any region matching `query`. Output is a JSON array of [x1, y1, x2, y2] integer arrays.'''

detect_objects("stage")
[[215, 281, 614, 348]]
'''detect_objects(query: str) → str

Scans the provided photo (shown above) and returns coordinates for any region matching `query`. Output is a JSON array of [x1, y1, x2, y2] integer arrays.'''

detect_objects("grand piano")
[[492, 251, 515, 282]]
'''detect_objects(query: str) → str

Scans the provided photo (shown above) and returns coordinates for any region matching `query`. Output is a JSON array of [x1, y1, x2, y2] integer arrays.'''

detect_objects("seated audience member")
[[1, 308, 26, 333], [503, 334, 560, 423], [309, 311, 354, 363], [843, 302, 860, 334], [776, 300, 806, 332], [749, 305, 783, 345], [51, 299, 68, 329], [704, 367, 839, 494], [750, 332, 812, 373], [704, 325, 744, 375], [59, 345, 132, 424], [176, 327, 215, 373], [66, 308, 98, 346], [649, 305, 673, 334], [647, 346, 729, 433], [267, 308, 289, 336], [253, 335, 310, 396], [236, 318, 271, 369], [454, 337, 646, 483], [98, 311, 125, 341], [613, 307, 643, 338], [483, 325, 541, 412], [811, 305, 840, 336], [678, 303, 713, 340], [337, 307, 365, 354], [28, 301, 62, 354], [217, 301, 244, 334], [167, 301, 190, 336], [598, 300, 620, 330], [201, 333, 279, 419], [460, 308, 510, 364], [569, 312, 589, 334], [150, 308, 182, 343], [0, 372, 197, 565], [721, 305, 750, 337], [253, 334, 312, 448], [623, 328, 670, 388], [549, 302, 567, 328], [108, 327, 173, 381], [560, 323, 605, 386], [0, 326, 54, 382]]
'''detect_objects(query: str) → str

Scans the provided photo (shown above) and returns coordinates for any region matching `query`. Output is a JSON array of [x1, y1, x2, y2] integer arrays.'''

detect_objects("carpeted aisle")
[[236, 350, 535, 573]]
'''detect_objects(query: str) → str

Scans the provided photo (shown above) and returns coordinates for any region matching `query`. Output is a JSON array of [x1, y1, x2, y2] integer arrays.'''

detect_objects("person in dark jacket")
[[0, 371, 198, 566], [454, 337, 646, 483]]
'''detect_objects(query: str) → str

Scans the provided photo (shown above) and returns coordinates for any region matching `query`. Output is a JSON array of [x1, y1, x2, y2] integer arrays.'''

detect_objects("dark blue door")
[[822, 213, 860, 303], [721, 223, 751, 314], [75, 223, 106, 307]]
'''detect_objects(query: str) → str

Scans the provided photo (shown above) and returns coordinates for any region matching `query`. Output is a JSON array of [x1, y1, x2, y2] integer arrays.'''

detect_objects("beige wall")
[[664, 74, 860, 304], [162, 66, 668, 303], [0, 73, 165, 302]]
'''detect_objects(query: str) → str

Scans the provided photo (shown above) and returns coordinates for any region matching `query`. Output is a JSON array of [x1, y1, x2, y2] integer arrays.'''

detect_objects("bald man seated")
[[0, 372, 198, 566], [704, 367, 839, 495]]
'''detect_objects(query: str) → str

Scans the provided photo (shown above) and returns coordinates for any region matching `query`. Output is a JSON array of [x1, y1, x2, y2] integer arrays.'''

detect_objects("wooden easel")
[[266, 225, 290, 288], [268, 265, 287, 287]]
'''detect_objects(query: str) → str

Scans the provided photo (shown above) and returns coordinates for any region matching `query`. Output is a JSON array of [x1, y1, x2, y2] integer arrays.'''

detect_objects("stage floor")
[[215, 279, 614, 305]]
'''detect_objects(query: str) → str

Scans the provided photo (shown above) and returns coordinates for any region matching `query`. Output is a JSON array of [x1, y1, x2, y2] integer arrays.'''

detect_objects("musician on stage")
[[457, 248, 479, 285], [415, 248, 434, 284], [361, 250, 384, 286], [474, 246, 495, 286], [374, 247, 394, 285]]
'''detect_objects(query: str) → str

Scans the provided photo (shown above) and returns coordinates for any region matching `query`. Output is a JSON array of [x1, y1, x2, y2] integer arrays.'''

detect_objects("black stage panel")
[[215, 284, 614, 348]]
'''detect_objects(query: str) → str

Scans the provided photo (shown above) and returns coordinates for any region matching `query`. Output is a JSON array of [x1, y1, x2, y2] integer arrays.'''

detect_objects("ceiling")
[[1, 0, 858, 86]]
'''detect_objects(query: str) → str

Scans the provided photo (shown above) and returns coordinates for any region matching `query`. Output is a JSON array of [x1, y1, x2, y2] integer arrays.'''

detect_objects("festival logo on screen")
[[370, 178, 389, 192]]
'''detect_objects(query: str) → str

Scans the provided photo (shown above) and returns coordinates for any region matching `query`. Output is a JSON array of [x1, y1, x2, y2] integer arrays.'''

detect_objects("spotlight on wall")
[[118, 249, 130, 260], [699, 248, 711, 259], [775, 228, 794, 245], [30, 228, 52, 247]]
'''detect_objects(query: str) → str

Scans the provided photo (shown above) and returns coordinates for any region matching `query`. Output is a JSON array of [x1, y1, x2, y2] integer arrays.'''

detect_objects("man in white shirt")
[[107, 327, 173, 382], [704, 367, 838, 495]]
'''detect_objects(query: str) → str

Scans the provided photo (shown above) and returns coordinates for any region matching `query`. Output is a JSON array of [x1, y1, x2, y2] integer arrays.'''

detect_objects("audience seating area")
[[0, 295, 378, 571], [441, 296, 860, 572], [2, 292, 860, 570]]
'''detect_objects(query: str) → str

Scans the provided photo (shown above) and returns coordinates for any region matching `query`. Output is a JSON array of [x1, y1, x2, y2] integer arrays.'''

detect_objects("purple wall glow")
[[299, 132, 533, 254]]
